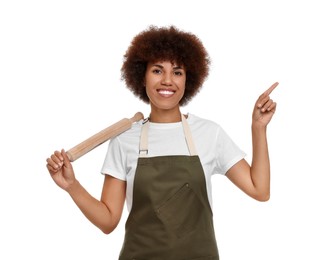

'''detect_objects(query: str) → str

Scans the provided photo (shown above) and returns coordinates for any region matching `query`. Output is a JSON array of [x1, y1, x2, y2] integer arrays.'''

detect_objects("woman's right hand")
[[46, 149, 76, 191]]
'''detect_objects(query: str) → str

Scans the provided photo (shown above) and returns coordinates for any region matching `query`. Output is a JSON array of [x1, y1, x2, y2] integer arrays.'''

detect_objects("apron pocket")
[[155, 183, 204, 238]]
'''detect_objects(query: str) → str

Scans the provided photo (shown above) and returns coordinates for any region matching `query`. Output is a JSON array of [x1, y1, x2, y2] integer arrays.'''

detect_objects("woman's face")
[[144, 60, 186, 112]]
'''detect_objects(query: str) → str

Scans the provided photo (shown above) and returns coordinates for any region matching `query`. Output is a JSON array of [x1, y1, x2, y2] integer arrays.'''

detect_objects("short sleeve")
[[100, 136, 127, 181], [213, 126, 246, 175]]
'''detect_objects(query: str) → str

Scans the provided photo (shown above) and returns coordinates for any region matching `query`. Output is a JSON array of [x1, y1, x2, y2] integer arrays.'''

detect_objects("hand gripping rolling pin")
[[66, 112, 144, 162]]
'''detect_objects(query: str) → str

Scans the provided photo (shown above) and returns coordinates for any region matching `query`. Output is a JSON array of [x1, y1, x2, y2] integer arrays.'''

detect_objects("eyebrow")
[[151, 64, 184, 70]]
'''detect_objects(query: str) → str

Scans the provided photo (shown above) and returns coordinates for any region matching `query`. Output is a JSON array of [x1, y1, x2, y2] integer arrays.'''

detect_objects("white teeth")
[[158, 90, 174, 95]]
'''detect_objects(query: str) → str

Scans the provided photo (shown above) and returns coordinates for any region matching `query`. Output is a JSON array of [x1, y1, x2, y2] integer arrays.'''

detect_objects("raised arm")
[[46, 149, 126, 234], [226, 82, 278, 201]]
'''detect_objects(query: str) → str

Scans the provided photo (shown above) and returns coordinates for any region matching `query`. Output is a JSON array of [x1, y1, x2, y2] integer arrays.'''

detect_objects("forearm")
[[66, 180, 115, 234], [250, 124, 271, 201]]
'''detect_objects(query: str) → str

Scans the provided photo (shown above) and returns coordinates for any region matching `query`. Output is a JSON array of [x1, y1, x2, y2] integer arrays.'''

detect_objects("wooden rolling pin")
[[66, 112, 144, 162]]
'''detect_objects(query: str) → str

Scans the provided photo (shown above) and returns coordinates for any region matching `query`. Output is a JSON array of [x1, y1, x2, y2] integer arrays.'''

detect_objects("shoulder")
[[187, 113, 235, 145], [187, 113, 221, 133], [117, 119, 143, 139], [108, 119, 143, 150]]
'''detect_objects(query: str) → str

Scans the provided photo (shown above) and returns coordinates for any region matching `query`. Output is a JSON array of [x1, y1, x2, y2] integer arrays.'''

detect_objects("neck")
[[149, 107, 181, 123]]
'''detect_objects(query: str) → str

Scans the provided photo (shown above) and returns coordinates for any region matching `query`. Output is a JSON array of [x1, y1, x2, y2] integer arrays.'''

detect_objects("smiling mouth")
[[157, 89, 175, 97]]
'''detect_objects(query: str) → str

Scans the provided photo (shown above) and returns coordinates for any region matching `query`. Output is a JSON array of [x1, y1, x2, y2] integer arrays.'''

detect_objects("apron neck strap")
[[139, 114, 198, 157]]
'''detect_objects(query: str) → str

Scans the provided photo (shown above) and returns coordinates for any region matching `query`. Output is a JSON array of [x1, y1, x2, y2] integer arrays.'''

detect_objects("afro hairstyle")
[[121, 25, 210, 106]]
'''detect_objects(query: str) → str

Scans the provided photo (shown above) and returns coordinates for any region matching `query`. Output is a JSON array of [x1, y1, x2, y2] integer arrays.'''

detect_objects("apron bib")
[[119, 115, 219, 260]]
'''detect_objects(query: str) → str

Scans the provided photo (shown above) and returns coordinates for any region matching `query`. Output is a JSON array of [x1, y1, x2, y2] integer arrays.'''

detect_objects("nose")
[[161, 72, 173, 86]]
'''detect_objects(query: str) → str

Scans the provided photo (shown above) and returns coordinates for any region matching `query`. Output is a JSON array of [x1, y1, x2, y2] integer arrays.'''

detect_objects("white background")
[[1, 0, 328, 259]]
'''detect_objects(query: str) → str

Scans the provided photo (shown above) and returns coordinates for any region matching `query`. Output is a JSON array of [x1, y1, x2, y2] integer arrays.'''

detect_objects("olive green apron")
[[119, 115, 219, 260]]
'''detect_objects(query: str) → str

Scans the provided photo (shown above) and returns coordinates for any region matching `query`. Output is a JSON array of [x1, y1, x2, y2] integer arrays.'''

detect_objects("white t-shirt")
[[101, 113, 246, 212]]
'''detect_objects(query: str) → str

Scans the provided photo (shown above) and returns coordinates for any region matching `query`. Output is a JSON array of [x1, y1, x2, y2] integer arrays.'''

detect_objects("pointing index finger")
[[264, 82, 279, 96]]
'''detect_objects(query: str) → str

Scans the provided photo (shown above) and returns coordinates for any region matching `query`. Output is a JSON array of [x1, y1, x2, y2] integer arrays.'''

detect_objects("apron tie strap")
[[181, 114, 197, 156], [139, 118, 149, 157]]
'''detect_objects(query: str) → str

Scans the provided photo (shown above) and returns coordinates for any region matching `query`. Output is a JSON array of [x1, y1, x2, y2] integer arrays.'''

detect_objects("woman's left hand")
[[252, 82, 278, 127]]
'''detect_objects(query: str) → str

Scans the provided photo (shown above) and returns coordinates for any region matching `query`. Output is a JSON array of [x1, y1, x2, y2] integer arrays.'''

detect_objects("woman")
[[46, 26, 277, 259]]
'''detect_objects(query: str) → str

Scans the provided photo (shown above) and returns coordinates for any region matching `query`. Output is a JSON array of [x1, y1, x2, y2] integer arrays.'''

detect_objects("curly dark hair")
[[121, 25, 210, 106]]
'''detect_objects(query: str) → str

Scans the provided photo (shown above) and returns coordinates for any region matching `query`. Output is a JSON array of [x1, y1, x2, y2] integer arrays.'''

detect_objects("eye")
[[174, 70, 184, 76], [152, 69, 162, 74]]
